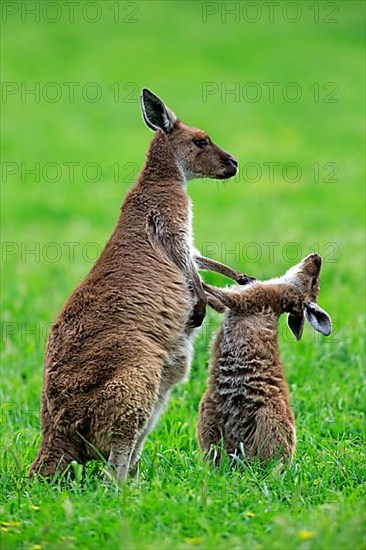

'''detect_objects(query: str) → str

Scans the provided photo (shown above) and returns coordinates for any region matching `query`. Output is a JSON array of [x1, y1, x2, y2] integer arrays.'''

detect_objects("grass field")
[[1, 1, 365, 549]]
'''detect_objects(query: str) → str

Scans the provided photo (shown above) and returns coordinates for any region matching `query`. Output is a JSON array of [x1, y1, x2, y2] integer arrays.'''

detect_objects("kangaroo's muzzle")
[[219, 156, 238, 179]]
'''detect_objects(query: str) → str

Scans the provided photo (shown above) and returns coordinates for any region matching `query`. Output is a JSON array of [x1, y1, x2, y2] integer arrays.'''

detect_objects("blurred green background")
[[1, 1, 365, 549]]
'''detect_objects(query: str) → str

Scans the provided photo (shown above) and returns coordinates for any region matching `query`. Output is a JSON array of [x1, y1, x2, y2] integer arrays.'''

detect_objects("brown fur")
[[197, 254, 331, 465], [29, 90, 253, 480]]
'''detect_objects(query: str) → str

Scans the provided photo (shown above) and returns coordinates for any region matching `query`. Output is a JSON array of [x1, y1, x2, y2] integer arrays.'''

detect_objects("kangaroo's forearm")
[[203, 283, 266, 314], [194, 255, 241, 281], [147, 212, 207, 326], [162, 237, 190, 274], [204, 282, 302, 316], [159, 239, 202, 296], [194, 254, 256, 286], [151, 232, 207, 326], [205, 293, 226, 313], [148, 212, 191, 274], [149, 221, 206, 303], [203, 283, 243, 311]]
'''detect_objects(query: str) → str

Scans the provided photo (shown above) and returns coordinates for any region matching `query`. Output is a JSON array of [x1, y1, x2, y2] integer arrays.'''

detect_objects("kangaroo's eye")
[[311, 276, 318, 287], [193, 138, 208, 149]]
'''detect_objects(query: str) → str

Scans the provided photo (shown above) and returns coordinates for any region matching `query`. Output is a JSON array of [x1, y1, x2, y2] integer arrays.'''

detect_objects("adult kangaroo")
[[29, 89, 252, 480]]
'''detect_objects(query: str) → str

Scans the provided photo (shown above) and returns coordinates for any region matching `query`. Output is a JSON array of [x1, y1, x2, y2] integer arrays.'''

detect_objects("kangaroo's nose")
[[227, 156, 238, 167], [310, 253, 322, 268], [220, 155, 238, 179]]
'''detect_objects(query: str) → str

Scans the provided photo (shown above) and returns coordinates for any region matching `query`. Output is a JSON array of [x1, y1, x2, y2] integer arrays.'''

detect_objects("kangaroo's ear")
[[140, 89, 176, 133], [304, 302, 332, 336], [287, 313, 305, 341]]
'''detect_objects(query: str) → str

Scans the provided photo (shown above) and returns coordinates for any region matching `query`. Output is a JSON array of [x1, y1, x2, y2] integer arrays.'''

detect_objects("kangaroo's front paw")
[[189, 300, 207, 328], [237, 274, 256, 286]]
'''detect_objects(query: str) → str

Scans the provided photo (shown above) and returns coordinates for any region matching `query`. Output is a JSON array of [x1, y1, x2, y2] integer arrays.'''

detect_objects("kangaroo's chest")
[[186, 196, 194, 249]]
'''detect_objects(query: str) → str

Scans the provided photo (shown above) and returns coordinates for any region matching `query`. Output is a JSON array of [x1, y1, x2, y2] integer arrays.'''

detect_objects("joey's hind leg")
[[197, 393, 223, 465], [248, 409, 296, 464]]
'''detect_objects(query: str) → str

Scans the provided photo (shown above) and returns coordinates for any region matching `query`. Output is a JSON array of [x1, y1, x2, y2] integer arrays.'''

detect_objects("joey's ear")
[[287, 313, 305, 341], [304, 302, 332, 336], [140, 88, 176, 133]]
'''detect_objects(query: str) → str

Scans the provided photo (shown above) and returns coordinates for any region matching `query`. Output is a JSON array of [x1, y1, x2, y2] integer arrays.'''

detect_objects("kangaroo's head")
[[282, 253, 332, 340], [140, 88, 238, 181]]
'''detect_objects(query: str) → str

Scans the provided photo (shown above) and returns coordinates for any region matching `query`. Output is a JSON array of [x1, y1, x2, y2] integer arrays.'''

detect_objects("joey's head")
[[140, 88, 238, 181], [281, 254, 332, 340]]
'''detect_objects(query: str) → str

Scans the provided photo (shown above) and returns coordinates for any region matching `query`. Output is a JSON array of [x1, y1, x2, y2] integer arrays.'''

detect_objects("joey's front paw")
[[189, 301, 207, 328], [237, 273, 256, 286]]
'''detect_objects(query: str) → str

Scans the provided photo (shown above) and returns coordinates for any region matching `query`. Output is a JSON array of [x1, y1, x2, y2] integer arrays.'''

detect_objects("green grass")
[[1, 1, 365, 549]]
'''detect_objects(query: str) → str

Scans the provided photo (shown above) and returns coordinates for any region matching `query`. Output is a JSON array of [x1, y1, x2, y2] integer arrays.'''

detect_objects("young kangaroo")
[[198, 254, 332, 465], [29, 89, 254, 480]]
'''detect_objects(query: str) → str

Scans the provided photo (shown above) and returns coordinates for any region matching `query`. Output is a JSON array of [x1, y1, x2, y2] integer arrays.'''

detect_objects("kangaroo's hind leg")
[[106, 410, 155, 482], [28, 393, 84, 479], [108, 436, 138, 481], [129, 337, 194, 475], [28, 431, 82, 478], [102, 356, 162, 481], [129, 391, 170, 474]]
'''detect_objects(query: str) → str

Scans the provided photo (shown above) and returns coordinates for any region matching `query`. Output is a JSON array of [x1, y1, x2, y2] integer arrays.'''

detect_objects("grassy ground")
[[1, 1, 365, 549]]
